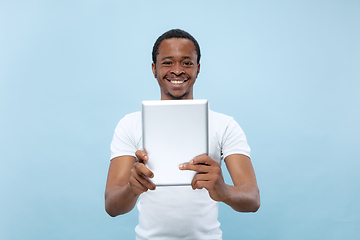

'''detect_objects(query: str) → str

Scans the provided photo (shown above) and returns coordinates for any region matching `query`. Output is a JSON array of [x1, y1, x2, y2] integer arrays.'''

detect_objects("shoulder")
[[209, 110, 250, 158], [113, 111, 142, 135], [111, 111, 142, 159], [209, 109, 242, 142], [121, 111, 141, 121], [209, 109, 230, 120], [209, 109, 237, 127], [117, 111, 141, 126], [209, 109, 247, 141]]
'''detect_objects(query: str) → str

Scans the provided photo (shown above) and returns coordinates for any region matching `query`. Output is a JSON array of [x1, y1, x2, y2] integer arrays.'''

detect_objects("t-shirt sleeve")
[[110, 113, 139, 160], [221, 117, 251, 160]]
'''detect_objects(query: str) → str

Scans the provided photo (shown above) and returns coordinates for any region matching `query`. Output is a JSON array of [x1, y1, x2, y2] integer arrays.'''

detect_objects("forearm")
[[222, 183, 260, 212], [105, 183, 139, 217]]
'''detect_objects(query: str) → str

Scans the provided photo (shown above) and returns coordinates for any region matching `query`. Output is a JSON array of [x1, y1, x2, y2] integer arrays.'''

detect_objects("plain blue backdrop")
[[1, 1, 359, 239]]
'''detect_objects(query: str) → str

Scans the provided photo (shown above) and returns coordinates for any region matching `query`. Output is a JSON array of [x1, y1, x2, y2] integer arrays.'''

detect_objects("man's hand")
[[129, 150, 156, 195], [179, 154, 229, 202], [105, 151, 156, 217]]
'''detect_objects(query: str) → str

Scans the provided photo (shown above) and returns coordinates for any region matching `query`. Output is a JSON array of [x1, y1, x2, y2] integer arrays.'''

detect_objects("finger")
[[193, 172, 213, 182], [192, 171, 218, 188], [193, 173, 219, 189], [179, 162, 211, 173], [134, 162, 154, 179], [134, 176, 156, 191], [129, 176, 148, 194], [191, 177, 209, 190], [191, 170, 208, 188], [191, 154, 219, 167], [130, 167, 156, 191], [178, 162, 191, 170], [135, 149, 149, 162]]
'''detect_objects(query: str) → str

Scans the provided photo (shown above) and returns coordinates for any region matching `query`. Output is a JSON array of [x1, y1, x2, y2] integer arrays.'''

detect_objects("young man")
[[105, 29, 260, 239]]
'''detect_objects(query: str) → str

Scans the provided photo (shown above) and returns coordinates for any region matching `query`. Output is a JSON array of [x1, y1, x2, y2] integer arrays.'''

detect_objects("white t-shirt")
[[110, 110, 251, 240]]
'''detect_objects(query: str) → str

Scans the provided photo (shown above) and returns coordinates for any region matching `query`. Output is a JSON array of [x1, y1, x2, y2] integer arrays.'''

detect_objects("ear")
[[196, 63, 200, 76], [152, 62, 157, 78]]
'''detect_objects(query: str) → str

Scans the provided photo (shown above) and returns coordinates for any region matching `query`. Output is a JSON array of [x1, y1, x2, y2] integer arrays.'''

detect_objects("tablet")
[[142, 99, 209, 186]]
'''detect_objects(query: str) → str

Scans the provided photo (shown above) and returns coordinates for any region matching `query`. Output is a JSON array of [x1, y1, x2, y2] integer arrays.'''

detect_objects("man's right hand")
[[105, 152, 155, 216], [128, 150, 156, 195]]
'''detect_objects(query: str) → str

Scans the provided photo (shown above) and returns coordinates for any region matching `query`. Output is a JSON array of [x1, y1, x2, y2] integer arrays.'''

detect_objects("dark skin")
[[152, 38, 200, 100], [105, 38, 260, 217]]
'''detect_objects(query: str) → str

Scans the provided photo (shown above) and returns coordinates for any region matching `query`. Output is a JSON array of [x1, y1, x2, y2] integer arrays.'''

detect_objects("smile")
[[170, 80, 185, 85], [166, 77, 188, 85]]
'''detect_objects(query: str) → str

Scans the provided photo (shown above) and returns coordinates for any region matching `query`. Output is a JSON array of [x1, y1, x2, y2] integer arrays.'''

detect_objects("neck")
[[161, 93, 194, 100]]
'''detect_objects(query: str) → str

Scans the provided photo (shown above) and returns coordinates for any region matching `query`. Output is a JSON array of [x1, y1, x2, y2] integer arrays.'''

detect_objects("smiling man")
[[105, 29, 260, 240], [152, 37, 199, 100]]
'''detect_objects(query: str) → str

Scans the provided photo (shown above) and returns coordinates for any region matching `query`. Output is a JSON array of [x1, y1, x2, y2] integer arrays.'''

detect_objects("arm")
[[222, 154, 260, 212], [105, 151, 156, 217], [179, 154, 260, 212]]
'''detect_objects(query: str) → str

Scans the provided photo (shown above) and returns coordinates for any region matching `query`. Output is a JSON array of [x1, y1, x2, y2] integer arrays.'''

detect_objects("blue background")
[[1, 1, 359, 239]]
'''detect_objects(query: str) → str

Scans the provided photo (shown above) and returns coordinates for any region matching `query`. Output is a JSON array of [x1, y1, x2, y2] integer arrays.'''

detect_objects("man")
[[105, 29, 260, 239]]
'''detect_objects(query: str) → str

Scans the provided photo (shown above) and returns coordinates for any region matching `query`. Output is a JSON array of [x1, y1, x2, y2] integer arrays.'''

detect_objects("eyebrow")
[[160, 56, 192, 61]]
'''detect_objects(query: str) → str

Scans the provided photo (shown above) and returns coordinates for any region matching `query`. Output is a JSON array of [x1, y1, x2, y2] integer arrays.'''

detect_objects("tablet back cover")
[[142, 100, 209, 186]]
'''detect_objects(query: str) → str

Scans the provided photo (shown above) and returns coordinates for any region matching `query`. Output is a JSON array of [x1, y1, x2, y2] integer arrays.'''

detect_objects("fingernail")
[[179, 164, 184, 169]]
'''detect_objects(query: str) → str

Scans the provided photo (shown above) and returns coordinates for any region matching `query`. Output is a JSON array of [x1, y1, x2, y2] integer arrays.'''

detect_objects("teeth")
[[170, 80, 184, 85]]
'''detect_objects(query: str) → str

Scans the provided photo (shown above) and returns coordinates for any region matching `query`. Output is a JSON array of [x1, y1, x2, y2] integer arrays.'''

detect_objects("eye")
[[183, 61, 193, 66], [162, 61, 172, 66]]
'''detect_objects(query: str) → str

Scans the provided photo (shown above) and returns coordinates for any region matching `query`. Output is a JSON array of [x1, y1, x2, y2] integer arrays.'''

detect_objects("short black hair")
[[152, 29, 201, 64]]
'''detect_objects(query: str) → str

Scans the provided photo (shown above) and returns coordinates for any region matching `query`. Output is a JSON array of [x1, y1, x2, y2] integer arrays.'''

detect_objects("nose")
[[171, 63, 184, 76]]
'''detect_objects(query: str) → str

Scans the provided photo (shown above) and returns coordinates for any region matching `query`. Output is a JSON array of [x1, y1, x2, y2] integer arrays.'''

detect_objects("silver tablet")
[[142, 99, 209, 186]]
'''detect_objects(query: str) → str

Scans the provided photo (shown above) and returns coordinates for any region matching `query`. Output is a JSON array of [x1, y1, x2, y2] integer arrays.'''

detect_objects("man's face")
[[152, 38, 200, 100]]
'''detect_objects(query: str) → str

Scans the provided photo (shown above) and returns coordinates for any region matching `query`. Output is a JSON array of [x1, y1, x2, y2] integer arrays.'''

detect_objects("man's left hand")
[[179, 154, 229, 202]]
